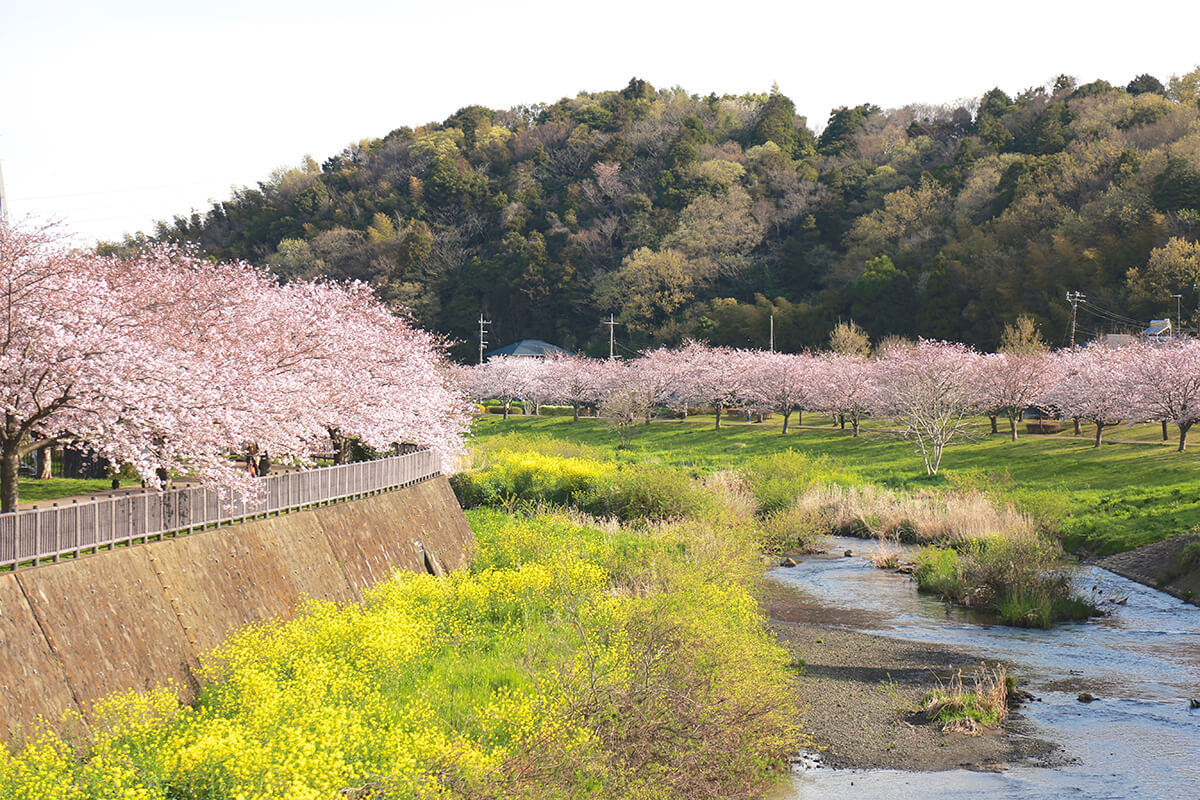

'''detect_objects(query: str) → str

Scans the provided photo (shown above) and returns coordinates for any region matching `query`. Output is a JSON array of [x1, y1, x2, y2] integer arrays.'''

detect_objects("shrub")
[[758, 503, 827, 554], [739, 451, 858, 515], [914, 547, 962, 598], [920, 665, 1010, 734], [454, 450, 611, 508], [913, 535, 1093, 627], [582, 464, 712, 522]]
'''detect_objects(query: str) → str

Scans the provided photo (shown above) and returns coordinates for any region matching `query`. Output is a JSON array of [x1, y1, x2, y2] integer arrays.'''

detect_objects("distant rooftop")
[[486, 339, 572, 359], [1144, 319, 1173, 336]]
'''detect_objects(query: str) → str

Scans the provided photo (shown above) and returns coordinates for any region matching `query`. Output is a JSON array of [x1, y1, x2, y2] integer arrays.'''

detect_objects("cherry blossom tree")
[[813, 353, 875, 437], [975, 351, 1060, 441], [745, 352, 817, 433], [629, 346, 688, 422], [0, 221, 469, 511], [541, 354, 604, 422], [1123, 340, 1200, 452], [870, 340, 982, 475], [1047, 346, 1134, 448], [468, 356, 551, 419], [672, 341, 755, 430]]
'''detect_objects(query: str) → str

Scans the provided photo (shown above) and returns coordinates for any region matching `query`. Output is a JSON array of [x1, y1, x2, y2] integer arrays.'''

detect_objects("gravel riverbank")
[[761, 577, 1061, 772]]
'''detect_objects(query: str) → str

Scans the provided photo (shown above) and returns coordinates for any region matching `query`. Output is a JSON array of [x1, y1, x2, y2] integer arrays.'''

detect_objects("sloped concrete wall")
[[0, 475, 472, 745]]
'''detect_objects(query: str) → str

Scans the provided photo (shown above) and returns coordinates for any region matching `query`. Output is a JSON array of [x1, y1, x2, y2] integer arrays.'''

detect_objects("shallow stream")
[[771, 536, 1200, 799]]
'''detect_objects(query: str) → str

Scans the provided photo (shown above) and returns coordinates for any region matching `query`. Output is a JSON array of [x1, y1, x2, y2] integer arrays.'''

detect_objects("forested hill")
[[125, 73, 1200, 360]]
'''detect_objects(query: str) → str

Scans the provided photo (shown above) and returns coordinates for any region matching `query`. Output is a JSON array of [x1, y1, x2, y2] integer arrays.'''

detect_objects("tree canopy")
[[122, 71, 1200, 358]]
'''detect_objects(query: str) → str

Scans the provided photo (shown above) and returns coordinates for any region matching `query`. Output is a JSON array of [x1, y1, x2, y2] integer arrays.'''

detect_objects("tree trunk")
[[715, 404, 722, 430], [572, 402, 580, 423], [155, 467, 173, 490], [781, 408, 791, 434], [1093, 421, 1105, 448], [37, 445, 54, 479], [839, 413, 845, 430], [852, 413, 860, 437], [1073, 417, 1081, 436], [989, 415, 998, 434], [330, 429, 352, 464], [258, 452, 270, 477], [1162, 420, 1169, 441], [1009, 413, 1019, 442], [797, 410, 802, 426], [1, 440, 20, 513], [502, 402, 510, 421], [1179, 422, 1193, 453]]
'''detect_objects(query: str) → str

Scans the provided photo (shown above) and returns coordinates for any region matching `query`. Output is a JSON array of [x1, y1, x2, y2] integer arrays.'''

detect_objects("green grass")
[[470, 414, 1200, 555], [16, 477, 114, 505]]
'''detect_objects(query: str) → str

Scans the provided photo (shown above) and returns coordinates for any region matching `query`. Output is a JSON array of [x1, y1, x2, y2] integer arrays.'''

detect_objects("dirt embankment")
[[1097, 535, 1200, 606], [761, 579, 1060, 772]]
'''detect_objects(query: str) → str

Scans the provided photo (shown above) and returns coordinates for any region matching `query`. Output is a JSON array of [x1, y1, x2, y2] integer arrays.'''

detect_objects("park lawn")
[[16, 477, 114, 506], [469, 414, 1200, 555]]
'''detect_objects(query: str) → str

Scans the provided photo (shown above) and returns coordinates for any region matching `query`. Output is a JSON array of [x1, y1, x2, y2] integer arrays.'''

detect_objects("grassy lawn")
[[17, 477, 115, 505], [470, 413, 1200, 555]]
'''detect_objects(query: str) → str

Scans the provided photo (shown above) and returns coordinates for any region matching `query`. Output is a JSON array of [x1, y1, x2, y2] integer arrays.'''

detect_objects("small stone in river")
[[1189, 698, 1199, 709], [844, 549, 854, 557], [780, 557, 797, 567], [1077, 692, 1099, 703]]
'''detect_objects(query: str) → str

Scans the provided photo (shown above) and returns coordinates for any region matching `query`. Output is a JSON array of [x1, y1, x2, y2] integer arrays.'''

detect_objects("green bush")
[[758, 503, 827, 554], [914, 535, 1093, 628], [914, 547, 962, 598], [739, 451, 859, 515], [582, 464, 712, 522]]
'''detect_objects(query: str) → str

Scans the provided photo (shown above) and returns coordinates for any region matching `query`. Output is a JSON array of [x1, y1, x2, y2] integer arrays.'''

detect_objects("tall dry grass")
[[788, 485, 1037, 545]]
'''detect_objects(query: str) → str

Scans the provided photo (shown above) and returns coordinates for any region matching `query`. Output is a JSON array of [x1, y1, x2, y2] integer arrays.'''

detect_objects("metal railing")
[[0, 449, 441, 570]]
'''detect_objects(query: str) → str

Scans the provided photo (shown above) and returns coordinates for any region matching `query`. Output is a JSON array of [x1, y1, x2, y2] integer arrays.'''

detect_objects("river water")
[[770, 537, 1200, 799]]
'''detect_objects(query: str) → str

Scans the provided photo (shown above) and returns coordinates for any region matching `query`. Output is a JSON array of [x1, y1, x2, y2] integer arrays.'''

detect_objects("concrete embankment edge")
[[0, 476, 473, 745]]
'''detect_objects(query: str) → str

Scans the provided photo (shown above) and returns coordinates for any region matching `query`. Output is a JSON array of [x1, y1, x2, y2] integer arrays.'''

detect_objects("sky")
[[3, 0, 1199, 246]]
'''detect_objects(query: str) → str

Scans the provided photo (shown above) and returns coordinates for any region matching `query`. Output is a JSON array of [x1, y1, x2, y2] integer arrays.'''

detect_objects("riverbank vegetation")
[[1, 468, 800, 800], [466, 418, 1111, 625], [471, 415, 1200, 556], [919, 666, 1013, 735]]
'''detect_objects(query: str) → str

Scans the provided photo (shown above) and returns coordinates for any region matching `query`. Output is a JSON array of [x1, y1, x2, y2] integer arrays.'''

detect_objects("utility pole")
[[1066, 291, 1085, 348], [602, 314, 618, 359], [477, 313, 491, 364], [769, 313, 775, 352]]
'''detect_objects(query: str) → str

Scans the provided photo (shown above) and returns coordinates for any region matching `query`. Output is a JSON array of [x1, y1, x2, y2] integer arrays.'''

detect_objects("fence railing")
[[0, 449, 441, 570]]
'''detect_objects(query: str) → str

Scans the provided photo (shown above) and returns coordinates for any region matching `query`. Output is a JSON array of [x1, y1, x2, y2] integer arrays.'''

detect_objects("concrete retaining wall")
[[0, 475, 472, 745]]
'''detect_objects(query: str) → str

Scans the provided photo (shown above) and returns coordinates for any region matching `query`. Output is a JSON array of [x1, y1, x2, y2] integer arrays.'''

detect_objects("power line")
[[1078, 299, 1143, 328]]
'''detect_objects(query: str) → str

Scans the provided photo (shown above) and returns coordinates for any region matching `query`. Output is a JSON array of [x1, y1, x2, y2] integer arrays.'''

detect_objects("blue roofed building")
[[485, 339, 572, 359]]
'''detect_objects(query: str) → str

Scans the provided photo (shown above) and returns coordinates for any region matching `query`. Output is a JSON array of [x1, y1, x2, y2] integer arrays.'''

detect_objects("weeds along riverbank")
[[1, 464, 800, 799], [471, 414, 1200, 556], [460, 424, 1098, 627]]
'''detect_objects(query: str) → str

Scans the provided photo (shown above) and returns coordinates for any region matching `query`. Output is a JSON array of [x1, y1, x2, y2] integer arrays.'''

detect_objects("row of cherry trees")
[[0, 222, 469, 511], [466, 338, 1200, 475]]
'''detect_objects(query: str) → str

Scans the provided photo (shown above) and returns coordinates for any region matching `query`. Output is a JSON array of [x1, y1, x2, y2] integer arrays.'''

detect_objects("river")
[[771, 536, 1200, 799]]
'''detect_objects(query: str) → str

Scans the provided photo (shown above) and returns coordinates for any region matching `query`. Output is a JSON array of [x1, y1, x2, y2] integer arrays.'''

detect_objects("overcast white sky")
[[3, 0, 1198, 245]]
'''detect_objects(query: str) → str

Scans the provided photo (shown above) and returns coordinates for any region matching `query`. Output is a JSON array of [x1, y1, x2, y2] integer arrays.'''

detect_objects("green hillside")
[[118, 72, 1200, 359]]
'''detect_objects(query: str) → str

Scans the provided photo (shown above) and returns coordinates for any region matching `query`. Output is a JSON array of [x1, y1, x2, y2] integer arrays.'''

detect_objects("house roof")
[[1144, 319, 1172, 336], [486, 339, 572, 358]]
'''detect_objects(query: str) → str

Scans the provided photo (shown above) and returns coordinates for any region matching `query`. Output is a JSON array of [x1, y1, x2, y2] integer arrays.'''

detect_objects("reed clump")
[[920, 664, 1012, 734]]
